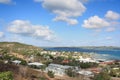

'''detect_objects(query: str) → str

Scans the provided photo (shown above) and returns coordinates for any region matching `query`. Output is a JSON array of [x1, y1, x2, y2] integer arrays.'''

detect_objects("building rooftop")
[[28, 62, 44, 66]]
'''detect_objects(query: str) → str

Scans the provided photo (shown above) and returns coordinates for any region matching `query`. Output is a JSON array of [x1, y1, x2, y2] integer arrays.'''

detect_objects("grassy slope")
[[0, 42, 43, 55]]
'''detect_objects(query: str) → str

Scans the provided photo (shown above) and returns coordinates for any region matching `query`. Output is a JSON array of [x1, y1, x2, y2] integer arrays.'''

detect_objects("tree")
[[65, 68, 77, 77], [40, 65, 46, 76], [80, 62, 98, 69], [94, 72, 111, 80], [41, 65, 46, 72], [109, 69, 120, 77], [53, 56, 64, 64], [47, 71, 54, 78], [1, 47, 10, 55], [109, 69, 116, 77], [0, 71, 13, 80], [39, 77, 46, 80]]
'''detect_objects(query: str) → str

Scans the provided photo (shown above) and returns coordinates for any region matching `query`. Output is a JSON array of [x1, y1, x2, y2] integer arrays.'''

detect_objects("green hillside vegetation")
[[0, 71, 13, 80], [0, 42, 52, 64], [0, 42, 43, 55]]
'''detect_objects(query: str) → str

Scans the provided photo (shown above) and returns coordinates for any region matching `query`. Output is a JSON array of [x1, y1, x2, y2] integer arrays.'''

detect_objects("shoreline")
[[44, 47, 120, 60], [90, 53, 120, 60]]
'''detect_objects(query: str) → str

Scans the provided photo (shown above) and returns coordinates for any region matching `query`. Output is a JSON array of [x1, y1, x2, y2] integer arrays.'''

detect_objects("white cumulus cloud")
[[105, 10, 120, 20], [8, 20, 56, 41], [82, 16, 110, 29], [0, 0, 12, 4], [53, 16, 78, 25], [79, 0, 88, 3], [37, 0, 86, 25]]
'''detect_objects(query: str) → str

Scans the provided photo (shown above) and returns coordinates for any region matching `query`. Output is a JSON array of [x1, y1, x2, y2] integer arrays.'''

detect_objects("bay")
[[44, 47, 120, 60]]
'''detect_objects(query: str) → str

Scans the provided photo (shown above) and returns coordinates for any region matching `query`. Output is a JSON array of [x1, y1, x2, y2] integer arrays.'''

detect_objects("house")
[[45, 63, 73, 76], [28, 62, 44, 69], [77, 70, 94, 77], [4, 60, 8, 64], [78, 57, 98, 63], [62, 60, 70, 64], [12, 60, 21, 65], [41, 51, 48, 54], [88, 67, 102, 74], [100, 60, 115, 65], [50, 52, 57, 55]]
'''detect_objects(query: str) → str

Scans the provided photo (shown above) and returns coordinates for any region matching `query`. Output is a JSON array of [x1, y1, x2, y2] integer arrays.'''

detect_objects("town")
[[0, 42, 120, 80]]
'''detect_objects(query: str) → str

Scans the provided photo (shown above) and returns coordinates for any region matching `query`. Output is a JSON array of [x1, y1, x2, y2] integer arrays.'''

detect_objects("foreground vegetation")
[[0, 71, 13, 80]]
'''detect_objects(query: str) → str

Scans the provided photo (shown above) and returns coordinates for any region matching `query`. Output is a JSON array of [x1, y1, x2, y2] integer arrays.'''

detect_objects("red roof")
[[88, 68, 102, 74], [62, 60, 70, 63], [100, 61, 114, 65]]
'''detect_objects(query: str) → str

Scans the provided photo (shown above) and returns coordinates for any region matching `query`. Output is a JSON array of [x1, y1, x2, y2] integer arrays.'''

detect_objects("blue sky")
[[0, 0, 120, 47]]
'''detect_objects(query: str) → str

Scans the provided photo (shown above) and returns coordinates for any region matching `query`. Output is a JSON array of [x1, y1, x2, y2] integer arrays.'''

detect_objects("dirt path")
[[10, 52, 27, 61]]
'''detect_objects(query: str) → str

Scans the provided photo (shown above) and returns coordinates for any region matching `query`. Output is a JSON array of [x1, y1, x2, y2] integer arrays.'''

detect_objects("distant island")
[[45, 46, 120, 50]]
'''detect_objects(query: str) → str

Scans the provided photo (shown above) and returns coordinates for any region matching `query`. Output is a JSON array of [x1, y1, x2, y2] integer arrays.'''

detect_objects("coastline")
[[44, 47, 120, 60], [90, 53, 120, 61]]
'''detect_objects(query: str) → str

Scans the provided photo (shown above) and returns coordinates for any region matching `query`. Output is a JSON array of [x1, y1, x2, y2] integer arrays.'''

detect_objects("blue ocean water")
[[44, 47, 120, 60]]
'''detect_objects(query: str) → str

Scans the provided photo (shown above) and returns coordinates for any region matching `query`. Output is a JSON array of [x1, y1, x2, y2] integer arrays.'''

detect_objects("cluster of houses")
[[11, 60, 95, 77], [11, 58, 120, 77], [40, 51, 106, 63], [1, 49, 120, 78], [78, 56, 99, 63]]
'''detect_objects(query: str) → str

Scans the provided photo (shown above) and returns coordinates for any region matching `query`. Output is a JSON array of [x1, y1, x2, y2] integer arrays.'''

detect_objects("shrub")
[[39, 77, 47, 80], [93, 72, 111, 80], [47, 71, 54, 78], [0, 71, 13, 80], [65, 68, 76, 77]]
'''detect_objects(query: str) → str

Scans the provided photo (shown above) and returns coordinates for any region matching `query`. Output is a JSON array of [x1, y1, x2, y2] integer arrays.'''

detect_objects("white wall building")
[[12, 60, 21, 65], [28, 62, 44, 68], [77, 70, 94, 77], [78, 57, 98, 63], [45, 63, 72, 76]]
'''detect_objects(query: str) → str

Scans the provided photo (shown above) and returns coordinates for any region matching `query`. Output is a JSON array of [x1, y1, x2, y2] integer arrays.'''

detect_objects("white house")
[[12, 60, 21, 65], [41, 51, 48, 54], [45, 63, 73, 76], [78, 57, 98, 63], [28, 62, 44, 68], [77, 70, 94, 77], [50, 52, 57, 55]]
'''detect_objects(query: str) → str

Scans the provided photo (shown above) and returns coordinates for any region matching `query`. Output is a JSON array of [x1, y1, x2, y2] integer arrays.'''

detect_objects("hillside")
[[0, 42, 43, 55], [0, 42, 49, 80]]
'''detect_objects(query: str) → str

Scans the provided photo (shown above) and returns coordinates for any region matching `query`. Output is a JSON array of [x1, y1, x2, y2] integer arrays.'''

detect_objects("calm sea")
[[44, 47, 120, 60]]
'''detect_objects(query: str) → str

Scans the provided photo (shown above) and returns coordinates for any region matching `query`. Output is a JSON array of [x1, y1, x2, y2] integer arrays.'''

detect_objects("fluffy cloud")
[[79, 0, 88, 3], [0, 0, 12, 4], [37, 0, 86, 25], [82, 16, 110, 29], [0, 31, 4, 38], [8, 20, 55, 41], [82, 10, 120, 31], [105, 10, 120, 20]]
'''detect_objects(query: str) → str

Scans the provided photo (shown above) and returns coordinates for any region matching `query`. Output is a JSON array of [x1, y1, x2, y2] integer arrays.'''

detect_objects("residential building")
[[45, 63, 73, 76]]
